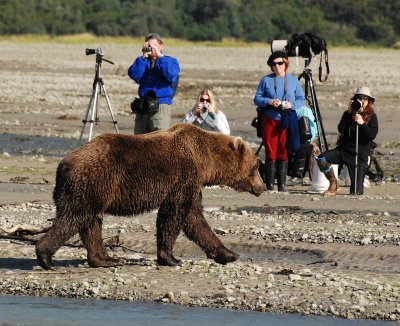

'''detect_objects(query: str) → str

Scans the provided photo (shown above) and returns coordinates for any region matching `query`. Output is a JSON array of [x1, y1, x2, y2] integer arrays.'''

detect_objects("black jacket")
[[337, 111, 378, 160]]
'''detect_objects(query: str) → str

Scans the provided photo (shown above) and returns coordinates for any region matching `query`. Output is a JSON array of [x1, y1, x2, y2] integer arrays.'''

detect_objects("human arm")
[[154, 56, 180, 84], [127, 56, 150, 83], [182, 103, 204, 123], [338, 111, 352, 134], [286, 76, 305, 110], [182, 109, 198, 123], [254, 77, 273, 108], [358, 113, 378, 142], [215, 111, 230, 135]]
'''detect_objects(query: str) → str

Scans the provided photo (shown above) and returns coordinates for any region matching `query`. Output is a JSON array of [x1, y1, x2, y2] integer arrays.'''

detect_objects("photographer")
[[128, 33, 180, 134], [254, 51, 305, 191], [316, 87, 378, 196], [182, 89, 230, 135]]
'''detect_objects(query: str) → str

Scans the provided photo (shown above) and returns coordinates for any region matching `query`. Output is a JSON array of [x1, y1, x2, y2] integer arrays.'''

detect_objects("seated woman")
[[316, 86, 378, 196], [182, 89, 230, 135], [287, 106, 318, 185]]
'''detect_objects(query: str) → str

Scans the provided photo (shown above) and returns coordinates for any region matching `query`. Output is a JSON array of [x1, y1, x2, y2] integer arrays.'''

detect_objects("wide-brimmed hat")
[[354, 86, 375, 103], [145, 33, 163, 44], [267, 51, 288, 66]]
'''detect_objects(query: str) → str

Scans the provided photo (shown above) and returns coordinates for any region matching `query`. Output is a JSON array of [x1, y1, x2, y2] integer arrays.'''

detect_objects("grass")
[[0, 33, 267, 48]]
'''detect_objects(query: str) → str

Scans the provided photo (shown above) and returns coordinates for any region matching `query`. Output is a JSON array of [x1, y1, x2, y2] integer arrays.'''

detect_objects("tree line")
[[1, 0, 400, 46]]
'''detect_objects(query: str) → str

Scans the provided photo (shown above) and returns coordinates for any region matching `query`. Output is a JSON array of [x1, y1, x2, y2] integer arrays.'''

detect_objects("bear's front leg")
[[182, 193, 239, 265]]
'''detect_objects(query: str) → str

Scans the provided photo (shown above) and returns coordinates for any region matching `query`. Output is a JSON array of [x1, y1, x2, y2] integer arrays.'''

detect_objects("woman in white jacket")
[[182, 89, 230, 135]]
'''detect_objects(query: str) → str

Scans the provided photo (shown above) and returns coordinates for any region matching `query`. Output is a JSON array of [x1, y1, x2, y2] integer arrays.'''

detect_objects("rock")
[[289, 274, 302, 281]]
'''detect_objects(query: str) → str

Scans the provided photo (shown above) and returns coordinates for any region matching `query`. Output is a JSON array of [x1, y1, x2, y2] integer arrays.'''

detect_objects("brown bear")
[[36, 123, 264, 270]]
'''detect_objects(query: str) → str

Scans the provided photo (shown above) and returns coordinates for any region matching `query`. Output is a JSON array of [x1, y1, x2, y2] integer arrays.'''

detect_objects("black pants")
[[320, 148, 367, 195], [288, 142, 313, 177]]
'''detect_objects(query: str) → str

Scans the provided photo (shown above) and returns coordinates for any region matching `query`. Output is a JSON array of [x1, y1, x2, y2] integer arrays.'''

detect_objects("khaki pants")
[[134, 103, 171, 135]]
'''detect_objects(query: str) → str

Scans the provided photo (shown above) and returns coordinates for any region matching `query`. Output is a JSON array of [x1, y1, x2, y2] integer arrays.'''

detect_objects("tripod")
[[79, 50, 119, 143], [298, 59, 328, 153]]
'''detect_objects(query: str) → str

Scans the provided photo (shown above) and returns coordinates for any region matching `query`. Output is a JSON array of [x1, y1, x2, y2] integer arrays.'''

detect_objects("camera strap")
[[274, 75, 287, 101], [318, 49, 330, 82]]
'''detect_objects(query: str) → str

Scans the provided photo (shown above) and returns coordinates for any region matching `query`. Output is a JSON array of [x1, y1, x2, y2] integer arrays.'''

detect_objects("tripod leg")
[[101, 83, 119, 133], [88, 82, 100, 141], [79, 86, 96, 144]]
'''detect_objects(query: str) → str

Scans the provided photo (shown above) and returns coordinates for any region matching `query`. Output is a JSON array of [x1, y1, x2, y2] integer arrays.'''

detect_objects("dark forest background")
[[1, 0, 400, 46]]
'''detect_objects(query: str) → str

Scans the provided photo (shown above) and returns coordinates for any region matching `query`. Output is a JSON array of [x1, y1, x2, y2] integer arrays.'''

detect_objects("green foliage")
[[0, 0, 399, 46]]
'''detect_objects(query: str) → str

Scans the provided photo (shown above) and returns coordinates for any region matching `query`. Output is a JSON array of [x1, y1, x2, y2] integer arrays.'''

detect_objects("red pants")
[[261, 115, 287, 161]]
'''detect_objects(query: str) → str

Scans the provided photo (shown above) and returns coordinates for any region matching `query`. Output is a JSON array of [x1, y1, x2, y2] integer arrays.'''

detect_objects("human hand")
[[193, 103, 203, 116], [353, 113, 365, 125], [269, 99, 281, 107], [147, 39, 162, 58]]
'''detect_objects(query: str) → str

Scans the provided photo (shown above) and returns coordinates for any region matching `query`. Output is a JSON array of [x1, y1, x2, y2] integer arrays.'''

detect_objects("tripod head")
[[86, 47, 114, 65]]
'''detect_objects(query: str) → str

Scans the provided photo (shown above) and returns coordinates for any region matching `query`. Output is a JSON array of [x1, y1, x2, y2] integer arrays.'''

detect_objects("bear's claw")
[[35, 249, 54, 270], [157, 255, 182, 267], [213, 247, 239, 265]]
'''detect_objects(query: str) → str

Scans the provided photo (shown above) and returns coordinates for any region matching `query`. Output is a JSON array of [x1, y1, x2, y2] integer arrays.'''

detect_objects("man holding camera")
[[128, 33, 180, 134], [316, 86, 378, 196]]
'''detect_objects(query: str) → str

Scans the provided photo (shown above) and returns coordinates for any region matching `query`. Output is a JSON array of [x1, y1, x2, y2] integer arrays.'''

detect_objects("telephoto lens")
[[86, 48, 96, 55]]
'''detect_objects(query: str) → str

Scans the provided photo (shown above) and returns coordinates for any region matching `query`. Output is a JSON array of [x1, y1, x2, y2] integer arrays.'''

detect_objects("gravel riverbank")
[[0, 42, 399, 322]]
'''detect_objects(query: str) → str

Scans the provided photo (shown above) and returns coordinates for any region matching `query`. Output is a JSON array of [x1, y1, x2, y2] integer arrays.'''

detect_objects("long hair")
[[195, 89, 219, 113], [362, 101, 375, 124]]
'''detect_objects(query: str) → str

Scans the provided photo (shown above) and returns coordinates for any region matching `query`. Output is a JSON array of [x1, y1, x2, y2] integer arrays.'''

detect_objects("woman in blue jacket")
[[254, 51, 305, 191]]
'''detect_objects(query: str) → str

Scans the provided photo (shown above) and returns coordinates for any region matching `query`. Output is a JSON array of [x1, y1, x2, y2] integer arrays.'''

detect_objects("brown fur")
[[35, 123, 264, 269]]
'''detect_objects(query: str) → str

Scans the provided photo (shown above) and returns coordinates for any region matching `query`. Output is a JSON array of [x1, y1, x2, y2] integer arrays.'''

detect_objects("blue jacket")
[[281, 109, 300, 153], [253, 73, 305, 120], [128, 55, 180, 105]]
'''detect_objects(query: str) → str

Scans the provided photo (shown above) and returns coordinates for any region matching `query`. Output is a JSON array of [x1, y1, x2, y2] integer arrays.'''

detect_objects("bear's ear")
[[230, 137, 244, 152]]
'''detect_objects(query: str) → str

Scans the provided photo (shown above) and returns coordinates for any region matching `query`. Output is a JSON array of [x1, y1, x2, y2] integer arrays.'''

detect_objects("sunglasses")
[[200, 97, 211, 103], [271, 61, 285, 67]]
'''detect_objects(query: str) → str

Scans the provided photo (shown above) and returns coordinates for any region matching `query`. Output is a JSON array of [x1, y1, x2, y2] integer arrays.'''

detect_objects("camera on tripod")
[[271, 33, 327, 59], [86, 47, 103, 56]]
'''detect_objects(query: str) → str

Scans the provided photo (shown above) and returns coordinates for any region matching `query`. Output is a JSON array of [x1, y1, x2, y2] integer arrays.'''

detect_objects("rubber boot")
[[323, 166, 340, 196], [264, 160, 276, 191], [276, 160, 288, 192], [287, 158, 306, 186]]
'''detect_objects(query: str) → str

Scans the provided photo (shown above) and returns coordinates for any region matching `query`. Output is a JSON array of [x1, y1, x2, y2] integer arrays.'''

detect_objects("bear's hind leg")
[[156, 201, 183, 267], [36, 217, 79, 270], [183, 202, 239, 265], [79, 217, 123, 268]]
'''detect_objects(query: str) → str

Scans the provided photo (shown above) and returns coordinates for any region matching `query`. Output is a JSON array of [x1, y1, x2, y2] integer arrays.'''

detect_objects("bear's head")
[[225, 136, 264, 197], [167, 124, 264, 196]]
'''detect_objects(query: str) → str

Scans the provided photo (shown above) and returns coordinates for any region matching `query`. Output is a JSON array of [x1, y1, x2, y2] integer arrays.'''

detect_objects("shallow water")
[[0, 295, 397, 326], [0, 133, 77, 157], [0, 131, 260, 158]]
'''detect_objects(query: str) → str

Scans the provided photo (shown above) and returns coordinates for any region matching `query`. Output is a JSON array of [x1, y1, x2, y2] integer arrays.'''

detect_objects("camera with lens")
[[201, 103, 209, 113], [277, 101, 284, 111], [142, 46, 152, 53], [86, 47, 103, 56], [351, 99, 362, 114]]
